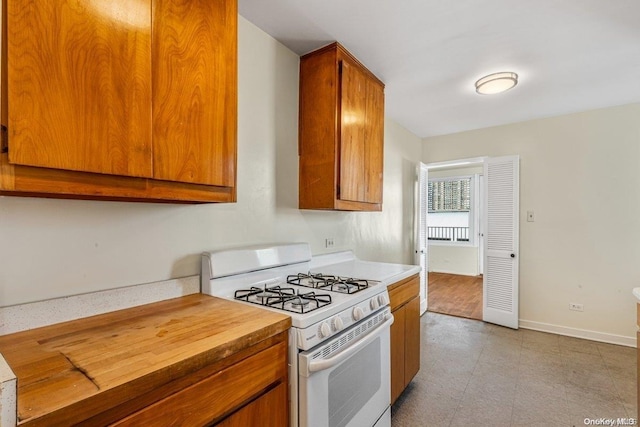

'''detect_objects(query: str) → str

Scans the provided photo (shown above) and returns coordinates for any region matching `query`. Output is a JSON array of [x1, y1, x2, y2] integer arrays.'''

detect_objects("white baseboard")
[[519, 319, 636, 348]]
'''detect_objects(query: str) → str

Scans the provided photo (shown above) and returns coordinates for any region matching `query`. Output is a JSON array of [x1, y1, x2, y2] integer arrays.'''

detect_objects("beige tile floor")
[[391, 312, 637, 427]]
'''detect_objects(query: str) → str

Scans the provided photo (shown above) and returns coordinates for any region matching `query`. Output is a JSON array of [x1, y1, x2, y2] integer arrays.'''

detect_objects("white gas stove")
[[201, 243, 392, 427], [201, 243, 390, 350]]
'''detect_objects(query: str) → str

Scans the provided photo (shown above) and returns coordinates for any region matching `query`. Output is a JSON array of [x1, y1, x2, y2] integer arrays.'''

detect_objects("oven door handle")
[[307, 314, 394, 373]]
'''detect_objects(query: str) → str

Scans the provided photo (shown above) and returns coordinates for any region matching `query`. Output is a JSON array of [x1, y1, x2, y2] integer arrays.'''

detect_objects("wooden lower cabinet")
[[218, 382, 287, 427], [111, 339, 288, 427], [389, 274, 420, 404]]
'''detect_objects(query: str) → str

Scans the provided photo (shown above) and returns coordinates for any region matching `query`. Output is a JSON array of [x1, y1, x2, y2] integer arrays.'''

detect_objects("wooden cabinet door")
[[364, 79, 384, 204], [339, 60, 367, 203], [7, 0, 152, 177], [217, 382, 288, 427], [152, 0, 237, 187], [404, 296, 421, 385], [338, 60, 384, 205], [390, 305, 406, 405]]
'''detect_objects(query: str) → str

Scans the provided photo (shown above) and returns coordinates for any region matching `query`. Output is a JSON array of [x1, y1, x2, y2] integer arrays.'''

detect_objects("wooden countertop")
[[0, 294, 291, 426]]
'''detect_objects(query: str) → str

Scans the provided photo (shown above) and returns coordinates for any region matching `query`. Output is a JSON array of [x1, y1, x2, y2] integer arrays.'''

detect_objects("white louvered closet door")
[[483, 156, 520, 329], [415, 163, 429, 315]]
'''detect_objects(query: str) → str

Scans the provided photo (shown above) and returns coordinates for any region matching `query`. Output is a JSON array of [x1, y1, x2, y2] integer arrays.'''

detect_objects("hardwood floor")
[[427, 272, 483, 320]]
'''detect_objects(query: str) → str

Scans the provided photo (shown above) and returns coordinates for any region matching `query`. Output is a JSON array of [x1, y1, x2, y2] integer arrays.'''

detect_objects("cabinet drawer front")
[[112, 341, 287, 427], [389, 275, 420, 310]]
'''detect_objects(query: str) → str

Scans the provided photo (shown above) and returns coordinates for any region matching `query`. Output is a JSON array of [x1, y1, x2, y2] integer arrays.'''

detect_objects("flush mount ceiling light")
[[475, 72, 518, 95]]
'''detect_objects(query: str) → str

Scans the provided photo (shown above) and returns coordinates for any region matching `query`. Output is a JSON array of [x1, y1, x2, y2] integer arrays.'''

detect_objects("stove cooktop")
[[231, 272, 379, 315]]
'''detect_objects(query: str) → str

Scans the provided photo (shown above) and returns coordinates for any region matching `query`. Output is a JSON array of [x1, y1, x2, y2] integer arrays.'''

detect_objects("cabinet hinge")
[[0, 126, 7, 154]]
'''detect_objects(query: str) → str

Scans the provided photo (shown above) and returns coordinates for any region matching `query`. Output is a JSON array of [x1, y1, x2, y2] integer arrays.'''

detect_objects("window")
[[428, 176, 475, 245], [428, 178, 471, 212]]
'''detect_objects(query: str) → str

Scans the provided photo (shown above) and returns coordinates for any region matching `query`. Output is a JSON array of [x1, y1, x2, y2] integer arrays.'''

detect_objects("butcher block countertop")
[[0, 294, 291, 426]]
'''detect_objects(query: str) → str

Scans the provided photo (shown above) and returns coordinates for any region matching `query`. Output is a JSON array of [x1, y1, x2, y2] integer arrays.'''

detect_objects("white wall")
[[427, 166, 483, 276], [0, 17, 422, 307], [429, 246, 479, 276], [422, 103, 640, 341]]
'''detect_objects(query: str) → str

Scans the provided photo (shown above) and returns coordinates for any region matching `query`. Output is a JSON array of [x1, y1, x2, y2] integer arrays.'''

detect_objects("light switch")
[[527, 211, 534, 222]]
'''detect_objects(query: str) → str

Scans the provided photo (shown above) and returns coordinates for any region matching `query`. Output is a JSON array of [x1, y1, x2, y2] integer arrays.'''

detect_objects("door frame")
[[420, 156, 503, 319], [419, 157, 487, 314], [415, 163, 428, 315]]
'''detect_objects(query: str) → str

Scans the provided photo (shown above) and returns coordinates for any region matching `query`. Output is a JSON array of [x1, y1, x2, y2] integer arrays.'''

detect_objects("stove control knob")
[[377, 294, 388, 306], [352, 306, 364, 321], [332, 317, 344, 332], [370, 297, 379, 310], [319, 322, 331, 338]]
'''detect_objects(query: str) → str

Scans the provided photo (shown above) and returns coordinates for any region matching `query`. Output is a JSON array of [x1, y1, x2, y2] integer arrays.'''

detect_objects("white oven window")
[[328, 337, 381, 427]]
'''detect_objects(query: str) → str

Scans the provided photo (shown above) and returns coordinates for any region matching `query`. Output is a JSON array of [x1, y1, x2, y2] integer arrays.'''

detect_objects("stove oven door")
[[298, 309, 393, 427]]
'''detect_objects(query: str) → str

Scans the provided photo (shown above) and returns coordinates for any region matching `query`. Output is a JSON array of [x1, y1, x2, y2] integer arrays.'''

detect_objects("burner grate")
[[287, 273, 370, 294], [234, 284, 332, 314], [234, 285, 295, 301], [266, 291, 332, 314]]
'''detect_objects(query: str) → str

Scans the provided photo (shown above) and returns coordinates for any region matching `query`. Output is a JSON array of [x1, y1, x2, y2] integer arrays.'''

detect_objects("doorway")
[[426, 161, 484, 320], [416, 156, 520, 329]]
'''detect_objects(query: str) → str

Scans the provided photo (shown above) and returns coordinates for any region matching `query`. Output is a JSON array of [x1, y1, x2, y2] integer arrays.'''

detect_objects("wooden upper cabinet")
[[7, 0, 153, 178], [152, 0, 236, 187], [0, 0, 237, 203], [299, 42, 385, 211]]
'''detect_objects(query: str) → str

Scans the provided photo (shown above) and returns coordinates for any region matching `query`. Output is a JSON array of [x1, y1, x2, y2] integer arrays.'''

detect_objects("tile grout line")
[[392, 314, 635, 427], [558, 339, 575, 424], [508, 331, 525, 426], [446, 322, 492, 427], [596, 344, 633, 418]]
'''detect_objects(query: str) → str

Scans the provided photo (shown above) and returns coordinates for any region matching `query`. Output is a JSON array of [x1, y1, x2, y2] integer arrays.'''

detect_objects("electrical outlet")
[[527, 211, 535, 222], [325, 238, 335, 248], [569, 303, 584, 312]]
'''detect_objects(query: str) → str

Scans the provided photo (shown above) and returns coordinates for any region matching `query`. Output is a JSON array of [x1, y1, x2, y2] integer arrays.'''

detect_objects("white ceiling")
[[239, 0, 640, 138]]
